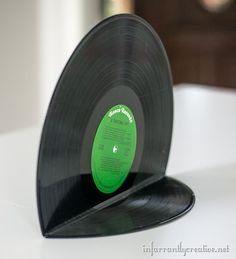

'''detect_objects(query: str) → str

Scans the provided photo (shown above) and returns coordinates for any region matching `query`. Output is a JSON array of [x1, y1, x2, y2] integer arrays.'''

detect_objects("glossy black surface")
[[37, 14, 194, 238], [46, 177, 195, 237]]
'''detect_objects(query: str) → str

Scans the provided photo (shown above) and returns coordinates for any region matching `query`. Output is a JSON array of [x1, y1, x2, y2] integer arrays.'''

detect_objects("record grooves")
[[37, 14, 195, 238], [45, 177, 195, 237]]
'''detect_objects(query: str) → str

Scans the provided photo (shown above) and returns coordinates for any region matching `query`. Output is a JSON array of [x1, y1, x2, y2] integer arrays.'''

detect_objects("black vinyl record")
[[37, 14, 195, 238]]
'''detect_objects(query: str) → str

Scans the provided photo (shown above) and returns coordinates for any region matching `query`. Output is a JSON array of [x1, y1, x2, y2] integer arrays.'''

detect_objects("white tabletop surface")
[[0, 84, 236, 258]]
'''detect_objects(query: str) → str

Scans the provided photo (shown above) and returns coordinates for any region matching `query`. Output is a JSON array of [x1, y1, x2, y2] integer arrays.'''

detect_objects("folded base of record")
[[41, 177, 194, 238]]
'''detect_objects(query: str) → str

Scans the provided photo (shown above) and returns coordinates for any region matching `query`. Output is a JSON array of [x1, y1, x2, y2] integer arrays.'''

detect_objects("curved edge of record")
[[43, 176, 195, 238]]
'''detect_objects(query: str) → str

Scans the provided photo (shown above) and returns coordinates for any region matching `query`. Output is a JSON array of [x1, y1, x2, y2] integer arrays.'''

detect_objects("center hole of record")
[[91, 104, 137, 194], [112, 145, 118, 153]]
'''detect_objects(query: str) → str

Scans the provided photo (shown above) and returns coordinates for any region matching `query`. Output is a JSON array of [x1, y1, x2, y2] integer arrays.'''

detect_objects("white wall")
[[0, 0, 39, 134], [38, 0, 102, 121], [0, 0, 102, 134]]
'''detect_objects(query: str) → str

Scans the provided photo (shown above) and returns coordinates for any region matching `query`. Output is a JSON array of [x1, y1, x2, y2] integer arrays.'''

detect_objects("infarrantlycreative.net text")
[[142, 241, 230, 256]]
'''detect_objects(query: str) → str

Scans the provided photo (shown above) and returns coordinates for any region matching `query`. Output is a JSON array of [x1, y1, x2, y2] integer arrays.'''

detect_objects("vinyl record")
[[37, 14, 195, 238]]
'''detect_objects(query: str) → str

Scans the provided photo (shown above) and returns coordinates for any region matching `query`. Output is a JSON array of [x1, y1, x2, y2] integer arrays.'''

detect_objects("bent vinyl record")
[[37, 14, 195, 238]]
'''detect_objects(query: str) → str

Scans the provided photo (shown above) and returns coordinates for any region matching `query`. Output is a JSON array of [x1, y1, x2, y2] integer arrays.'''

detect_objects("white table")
[[0, 84, 236, 259]]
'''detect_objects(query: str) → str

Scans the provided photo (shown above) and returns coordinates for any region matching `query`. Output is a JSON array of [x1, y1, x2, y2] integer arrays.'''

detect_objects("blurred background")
[[0, 0, 235, 134]]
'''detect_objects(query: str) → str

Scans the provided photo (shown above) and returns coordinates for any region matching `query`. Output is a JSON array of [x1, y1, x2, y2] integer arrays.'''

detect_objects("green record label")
[[91, 104, 137, 193]]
